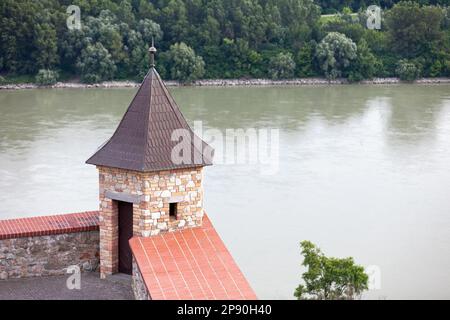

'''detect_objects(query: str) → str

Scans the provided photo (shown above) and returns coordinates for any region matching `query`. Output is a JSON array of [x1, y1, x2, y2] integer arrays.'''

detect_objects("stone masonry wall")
[[141, 167, 205, 234], [98, 166, 204, 276], [131, 257, 150, 300], [0, 231, 99, 280]]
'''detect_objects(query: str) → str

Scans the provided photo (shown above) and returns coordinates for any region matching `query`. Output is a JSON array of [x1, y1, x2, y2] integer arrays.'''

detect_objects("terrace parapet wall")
[[0, 211, 100, 280]]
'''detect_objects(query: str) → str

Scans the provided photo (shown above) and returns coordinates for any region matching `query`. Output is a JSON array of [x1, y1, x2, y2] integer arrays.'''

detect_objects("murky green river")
[[1, 84, 449, 299]]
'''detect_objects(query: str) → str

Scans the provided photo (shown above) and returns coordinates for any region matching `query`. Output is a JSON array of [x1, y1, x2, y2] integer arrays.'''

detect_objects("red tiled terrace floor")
[[129, 215, 257, 300]]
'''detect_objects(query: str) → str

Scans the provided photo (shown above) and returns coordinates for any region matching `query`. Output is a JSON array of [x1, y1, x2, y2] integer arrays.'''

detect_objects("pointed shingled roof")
[[86, 67, 213, 172]]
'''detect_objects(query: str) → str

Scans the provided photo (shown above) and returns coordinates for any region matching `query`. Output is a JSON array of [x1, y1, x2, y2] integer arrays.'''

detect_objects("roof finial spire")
[[149, 37, 157, 68]]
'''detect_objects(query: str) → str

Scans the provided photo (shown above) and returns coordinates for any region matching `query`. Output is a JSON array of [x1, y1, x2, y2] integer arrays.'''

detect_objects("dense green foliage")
[[317, 0, 449, 14], [295, 241, 369, 300], [385, 2, 445, 58], [0, 0, 449, 83]]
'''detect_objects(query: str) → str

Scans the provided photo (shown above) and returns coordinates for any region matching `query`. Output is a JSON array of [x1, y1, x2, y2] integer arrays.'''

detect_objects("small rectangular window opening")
[[169, 203, 178, 221]]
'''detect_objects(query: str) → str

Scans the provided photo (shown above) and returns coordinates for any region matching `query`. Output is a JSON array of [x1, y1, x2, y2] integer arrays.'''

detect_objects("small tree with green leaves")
[[295, 241, 369, 300], [296, 42, 317, 77], [385, 1, 444, 59], [77, 42, 117, 84], [268, 52, 296, 79], [396, 59, 421, 81], [35, 69, 59, 86], [316, 32, 357, 79], [168, 42, 205, 83], [348, 39, 381, 82]]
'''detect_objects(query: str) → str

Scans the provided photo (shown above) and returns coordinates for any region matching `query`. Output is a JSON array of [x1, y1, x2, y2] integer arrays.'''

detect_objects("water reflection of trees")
[[175, 85, 382, 130], [0, 88, 136, 152], [1, 84, 448, 154], [384, 85, 448, 146], [174, 85, 448, 150]]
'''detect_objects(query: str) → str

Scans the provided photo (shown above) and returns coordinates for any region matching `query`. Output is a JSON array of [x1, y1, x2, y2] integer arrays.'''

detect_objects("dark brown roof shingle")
[[86, 67, 213, 172]]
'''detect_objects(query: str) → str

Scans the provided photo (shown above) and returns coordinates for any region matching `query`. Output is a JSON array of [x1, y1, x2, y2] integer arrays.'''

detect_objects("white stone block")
[[189, 191, 198, 199], [151, 211, 161, 219], [161, 190, 171, 198], [154, 191, 162, 197], [169, 195, 184, 203], [157, 222, 168, 230], [141, 231, 151, 237], [186, 181, 195, 188]]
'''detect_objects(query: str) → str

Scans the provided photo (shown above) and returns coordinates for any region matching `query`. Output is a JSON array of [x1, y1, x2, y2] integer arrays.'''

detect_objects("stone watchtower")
[[86, 45, 213, 278]]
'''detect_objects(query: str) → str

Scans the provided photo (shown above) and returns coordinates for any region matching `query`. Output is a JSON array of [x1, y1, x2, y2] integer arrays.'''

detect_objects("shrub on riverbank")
[[396, 60, 422, 81], [35, 69, 59, 86], [167, 43, 205, 83], [268, 53, 296, 80], [348, 39, 381, 82], [76, 43, 117, 84], [316, 32, 357, 79]]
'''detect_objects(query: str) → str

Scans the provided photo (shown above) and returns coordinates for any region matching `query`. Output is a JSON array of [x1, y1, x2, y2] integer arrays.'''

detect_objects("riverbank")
[[1, 77, 450, 90]]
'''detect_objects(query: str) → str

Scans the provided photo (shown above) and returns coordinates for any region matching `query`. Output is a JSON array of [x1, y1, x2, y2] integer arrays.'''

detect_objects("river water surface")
[[0, 84, 449, 299]]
